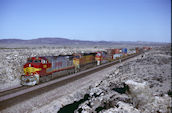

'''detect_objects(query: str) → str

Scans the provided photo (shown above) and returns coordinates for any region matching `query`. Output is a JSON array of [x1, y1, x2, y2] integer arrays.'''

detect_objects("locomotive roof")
[[28, 55, 73, 59]]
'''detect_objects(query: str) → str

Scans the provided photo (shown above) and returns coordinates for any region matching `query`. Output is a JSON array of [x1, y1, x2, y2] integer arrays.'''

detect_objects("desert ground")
[[0, 45, 171, 113]]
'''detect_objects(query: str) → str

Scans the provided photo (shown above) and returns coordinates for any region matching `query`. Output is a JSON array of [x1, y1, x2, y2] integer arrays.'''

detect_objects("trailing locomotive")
[[21, 47, 146, 86], [95, 51, 111, 65], [73, 53, 96, 72]]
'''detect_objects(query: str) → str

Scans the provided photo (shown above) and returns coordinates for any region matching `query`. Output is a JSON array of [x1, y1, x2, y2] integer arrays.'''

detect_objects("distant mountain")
[[0, 37, 169, 48], [0, 39, 25, 43], [0, 38, 71, 44]]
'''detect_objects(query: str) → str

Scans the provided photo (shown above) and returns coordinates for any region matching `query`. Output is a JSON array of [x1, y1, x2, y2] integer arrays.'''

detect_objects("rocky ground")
[[0, 47, 105, 90], [56, 46, 171, 113], [0, 45, 171, 113]]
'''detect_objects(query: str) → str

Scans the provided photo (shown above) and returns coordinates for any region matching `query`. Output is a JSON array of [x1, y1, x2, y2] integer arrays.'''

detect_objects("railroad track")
[[0, 52, 143, 110]]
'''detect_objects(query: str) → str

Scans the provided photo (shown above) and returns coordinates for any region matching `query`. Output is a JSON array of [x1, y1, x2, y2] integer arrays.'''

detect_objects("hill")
[[0, 37, 169, 48]]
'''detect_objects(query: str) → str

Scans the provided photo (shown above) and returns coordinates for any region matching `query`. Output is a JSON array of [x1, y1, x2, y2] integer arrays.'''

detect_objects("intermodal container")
[[106, 49, 113, 55], [119, 48, 122, 53], [122, 48, 127, 53], [114, 49, 120, 54], [136, 47, 139, 53], [127, 49, 132, 54], [113, 54, 121, 59]]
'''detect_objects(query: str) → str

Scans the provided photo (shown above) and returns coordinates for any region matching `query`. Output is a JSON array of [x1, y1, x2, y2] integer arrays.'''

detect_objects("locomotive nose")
[[24, 63, 41, 75]]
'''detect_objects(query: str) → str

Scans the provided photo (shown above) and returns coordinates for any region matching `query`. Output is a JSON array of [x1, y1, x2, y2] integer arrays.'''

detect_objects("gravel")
[[73, 46, 171, 113]]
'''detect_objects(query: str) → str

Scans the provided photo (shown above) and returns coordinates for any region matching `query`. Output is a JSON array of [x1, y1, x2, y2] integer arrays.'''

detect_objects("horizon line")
[[0, 37, 170, 43]]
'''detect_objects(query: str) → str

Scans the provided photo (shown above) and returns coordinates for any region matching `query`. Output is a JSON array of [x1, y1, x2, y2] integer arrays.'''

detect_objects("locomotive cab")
[[95, 52, 102, 65], [21, 57, 50, 86]]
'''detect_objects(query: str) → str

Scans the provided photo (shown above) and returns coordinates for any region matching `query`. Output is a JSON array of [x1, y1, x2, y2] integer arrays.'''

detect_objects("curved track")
[[0, 52, 143, 110]]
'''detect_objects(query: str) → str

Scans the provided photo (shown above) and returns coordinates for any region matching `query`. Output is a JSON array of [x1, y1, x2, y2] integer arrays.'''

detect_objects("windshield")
[[74, 56, 80, 59], [97, 53, 101, 56], [33, 60, 41, 63], [27, 59, 33, 63]]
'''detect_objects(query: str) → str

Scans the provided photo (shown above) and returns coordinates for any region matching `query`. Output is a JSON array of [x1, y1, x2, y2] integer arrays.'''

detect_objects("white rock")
[[103, 101, 141, 113], [125, 80, 154, 107]]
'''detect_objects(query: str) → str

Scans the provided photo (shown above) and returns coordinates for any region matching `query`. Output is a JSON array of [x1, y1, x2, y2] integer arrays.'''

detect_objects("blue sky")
[[0, 0, 171, 42]]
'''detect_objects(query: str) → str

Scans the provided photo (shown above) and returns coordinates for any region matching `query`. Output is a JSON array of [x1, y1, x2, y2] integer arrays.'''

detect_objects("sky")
[[0, 0, 171, 42]]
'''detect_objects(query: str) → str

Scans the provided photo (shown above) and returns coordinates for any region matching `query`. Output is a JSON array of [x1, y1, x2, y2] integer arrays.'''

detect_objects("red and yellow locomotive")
[[21, 55, 75, 85], [21, 57, 51, 85]]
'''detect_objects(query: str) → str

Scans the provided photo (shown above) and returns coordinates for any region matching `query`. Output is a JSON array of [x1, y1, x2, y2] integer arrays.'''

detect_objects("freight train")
[[21, 47, 150, 86]]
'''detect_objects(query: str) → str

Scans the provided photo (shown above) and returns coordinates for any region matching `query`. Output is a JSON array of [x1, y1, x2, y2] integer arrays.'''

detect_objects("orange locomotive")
[[73, 53, 96, 72]]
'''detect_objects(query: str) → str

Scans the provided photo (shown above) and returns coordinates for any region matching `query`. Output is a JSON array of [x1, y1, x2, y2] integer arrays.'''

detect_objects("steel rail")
[[0, 85, 22, 93]]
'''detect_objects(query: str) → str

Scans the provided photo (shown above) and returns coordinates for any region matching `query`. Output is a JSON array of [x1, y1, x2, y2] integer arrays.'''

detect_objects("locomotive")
[[21, 47, 145, 86]]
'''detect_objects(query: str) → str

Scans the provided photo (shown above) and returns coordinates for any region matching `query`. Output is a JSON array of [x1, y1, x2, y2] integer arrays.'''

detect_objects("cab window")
[[97, 53, 101, 56], [27, 59, 33, 63], [33, 60, 41, 63], [42, 60, 46, 64], [74, 56, 80, 59]]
